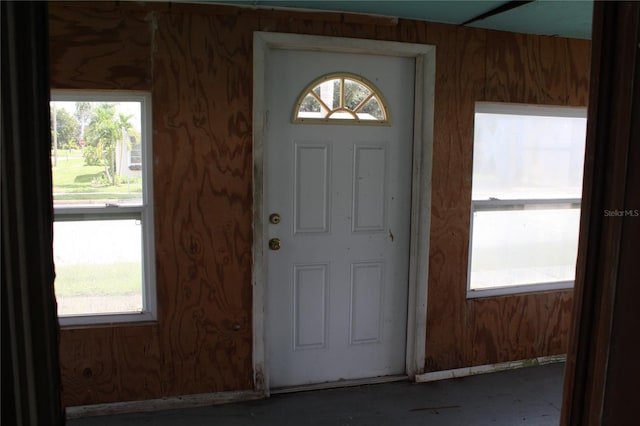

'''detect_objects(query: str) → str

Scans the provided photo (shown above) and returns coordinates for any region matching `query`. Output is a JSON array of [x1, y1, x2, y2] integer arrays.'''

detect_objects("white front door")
[[265, 48, 415, 389]]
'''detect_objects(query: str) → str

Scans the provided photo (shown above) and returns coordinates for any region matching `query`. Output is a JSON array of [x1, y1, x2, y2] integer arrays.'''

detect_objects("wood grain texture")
[[48, 2, 152, 90], [59, 326, 162, 405], [423, 23, 590, 372], [469, 292, 574, 365], [152, 8, 254, 397], [564, 38, 592, 106], [423, 23, 486, 370], [52, 1, 254, 406], [484, 31, 591, 106], [51, 0, 591, 406]]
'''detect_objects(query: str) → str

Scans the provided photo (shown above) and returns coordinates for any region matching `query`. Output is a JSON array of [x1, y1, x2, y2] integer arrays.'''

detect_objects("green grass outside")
[[52, 155, 142, 201], [54, 262, 141, 297], [52, 148, 83, 159], [52, 152, 144, 298]]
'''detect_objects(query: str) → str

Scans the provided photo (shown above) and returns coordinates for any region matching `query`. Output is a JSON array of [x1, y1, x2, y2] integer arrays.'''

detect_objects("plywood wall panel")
[[422, 26, 589, 372], [485, 32, 558, 104], [485, 31, 591, 106], [53, 1, 254, 406], [152, 9, 254, 396], [423, 23, 486, 371], [59, 328, 118, 406], [469, 292, 573, 365], [565, 38, 592, 106], [51, 0, 590, 406], [427, 24, 485, 210], [48, 2, 152, 90], [397, 19, 428, 44], [59, 326, 162, 405], [110, 326, 163, 401]]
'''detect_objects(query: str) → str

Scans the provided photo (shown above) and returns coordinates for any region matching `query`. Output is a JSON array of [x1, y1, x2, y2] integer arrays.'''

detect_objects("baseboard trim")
[[65, 390, 265, 419], [271, 374, 409, 395], [415, 354, 566, 383], [65, 356, 565, 418]]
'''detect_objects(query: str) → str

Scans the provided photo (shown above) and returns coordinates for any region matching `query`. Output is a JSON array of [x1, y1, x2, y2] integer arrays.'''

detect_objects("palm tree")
[[87, 104, 120, 185]]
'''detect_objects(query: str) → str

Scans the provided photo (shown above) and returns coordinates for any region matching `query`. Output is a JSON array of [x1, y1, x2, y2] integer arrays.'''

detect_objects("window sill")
[[58, 311, 157, 328], [466, 281, 574, 299]]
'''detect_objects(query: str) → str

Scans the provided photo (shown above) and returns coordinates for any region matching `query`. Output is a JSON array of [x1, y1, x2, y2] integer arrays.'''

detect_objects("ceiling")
[[210, 0, 593, 39]]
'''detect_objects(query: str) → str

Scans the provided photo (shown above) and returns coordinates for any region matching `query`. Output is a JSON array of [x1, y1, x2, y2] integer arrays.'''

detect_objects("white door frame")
[[252, 31, 435, 396]]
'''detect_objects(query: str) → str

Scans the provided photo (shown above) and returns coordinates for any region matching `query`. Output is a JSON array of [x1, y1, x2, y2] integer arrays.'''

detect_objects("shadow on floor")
[[68, 362, 565, 426]]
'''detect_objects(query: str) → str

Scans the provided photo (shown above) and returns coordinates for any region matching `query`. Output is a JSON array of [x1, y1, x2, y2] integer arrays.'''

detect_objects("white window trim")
[[475, 101, 588, 118], [51, 90, 156, 326], [467, 199, 580, 299], [467, 102, 587, 299]]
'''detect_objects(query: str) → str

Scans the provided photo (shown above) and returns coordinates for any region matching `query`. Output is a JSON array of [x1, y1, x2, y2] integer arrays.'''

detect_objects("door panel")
[[293, 264, 327, 350], [353, 144, 387, 231], [294, 143, 331, 233], [350, 261, 384, 344], [265, 48, 415, 388]]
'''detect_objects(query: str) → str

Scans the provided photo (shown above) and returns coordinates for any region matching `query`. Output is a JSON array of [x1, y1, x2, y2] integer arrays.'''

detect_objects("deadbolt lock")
[[269, 238, 281, 251], [269, 213, 281, 224]]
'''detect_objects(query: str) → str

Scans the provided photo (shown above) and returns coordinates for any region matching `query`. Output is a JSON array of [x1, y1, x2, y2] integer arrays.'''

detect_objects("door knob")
[[269, 213, 281, 224], [269, 238, 281, 251]]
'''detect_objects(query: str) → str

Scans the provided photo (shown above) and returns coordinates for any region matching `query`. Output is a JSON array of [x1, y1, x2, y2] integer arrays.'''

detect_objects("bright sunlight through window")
[[51, 91, 155, 325], [468, 103, 587, 297]]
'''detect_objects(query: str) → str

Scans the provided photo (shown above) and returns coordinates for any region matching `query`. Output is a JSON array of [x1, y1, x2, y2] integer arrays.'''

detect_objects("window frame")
[[467, 102, 587, 299], [292, 72, 391, 126], [51, 90, 156, 326]]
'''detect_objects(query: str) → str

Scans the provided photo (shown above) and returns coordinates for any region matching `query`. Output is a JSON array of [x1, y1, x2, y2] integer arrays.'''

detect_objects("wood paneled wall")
[[424, 25, 589, 371], [49, 1, 591, 406]]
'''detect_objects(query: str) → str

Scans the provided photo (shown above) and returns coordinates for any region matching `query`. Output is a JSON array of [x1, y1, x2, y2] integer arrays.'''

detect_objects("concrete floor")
[[68, 362, 565, 426]]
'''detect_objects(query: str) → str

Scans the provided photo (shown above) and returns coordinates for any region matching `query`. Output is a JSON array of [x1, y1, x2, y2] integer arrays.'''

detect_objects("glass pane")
[[50, 100, 144, 207], [344, 79, 371, 110], [299, 94, 322, 113], [54, 219, 143, 316], [472, 109, 587, 200], [299, 75, 389, 125], [332, 79, 341, 109], [297, 93, 324, 119], [312, 79, 340, 110], [358, 97, 384, 120], [469, 207, 580, 289]]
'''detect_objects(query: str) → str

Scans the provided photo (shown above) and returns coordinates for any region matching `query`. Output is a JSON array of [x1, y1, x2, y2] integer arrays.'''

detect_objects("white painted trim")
[[415, 354, 567, 383], [475, 102, 587, 118], [466, 103, 587, 301], [467, 281, 575, 299], [406, 39, 436, 379], [51, 90, 157, 327], [65, 390, 263, 419], [252, 32, 435, 392], [252, 32, 269, 397]]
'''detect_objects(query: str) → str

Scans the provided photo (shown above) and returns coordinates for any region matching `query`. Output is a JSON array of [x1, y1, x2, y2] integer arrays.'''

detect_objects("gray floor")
[[68, 363, 565, 426]]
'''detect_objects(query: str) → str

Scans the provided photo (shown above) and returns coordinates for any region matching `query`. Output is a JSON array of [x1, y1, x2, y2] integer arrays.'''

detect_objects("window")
[[51, 91, 155, 325], [468, 103, 587, 298], [293, 73, 390, 125], [128, 136, 142, 171]]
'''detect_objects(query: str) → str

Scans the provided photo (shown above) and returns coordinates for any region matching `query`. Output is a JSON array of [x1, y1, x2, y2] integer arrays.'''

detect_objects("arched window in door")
[[293, 73, 390, 125]]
